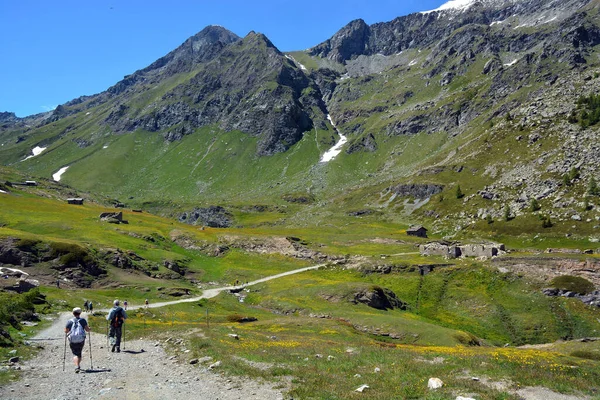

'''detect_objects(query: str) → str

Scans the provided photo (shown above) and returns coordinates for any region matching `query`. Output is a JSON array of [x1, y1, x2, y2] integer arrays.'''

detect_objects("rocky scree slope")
[[299, 0, 600, 226]]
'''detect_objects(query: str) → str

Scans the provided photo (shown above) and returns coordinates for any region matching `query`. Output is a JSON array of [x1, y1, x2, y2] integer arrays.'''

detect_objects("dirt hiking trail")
[[0, 265, 325, 399]]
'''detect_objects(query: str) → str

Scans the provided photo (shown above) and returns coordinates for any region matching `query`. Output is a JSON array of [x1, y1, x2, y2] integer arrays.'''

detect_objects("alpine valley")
[[1, 0, 600, 399]]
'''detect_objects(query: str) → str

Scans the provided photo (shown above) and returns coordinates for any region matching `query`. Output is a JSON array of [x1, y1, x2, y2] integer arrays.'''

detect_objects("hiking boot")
[[111, 344, 116, 352], [75, 367, 81, 373], [116, 346, 120, 353]]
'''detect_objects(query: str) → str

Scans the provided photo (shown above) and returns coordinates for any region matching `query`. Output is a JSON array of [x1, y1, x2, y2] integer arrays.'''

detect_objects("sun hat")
[[73, 307, 82, 314], [113, 299, 120, 306]]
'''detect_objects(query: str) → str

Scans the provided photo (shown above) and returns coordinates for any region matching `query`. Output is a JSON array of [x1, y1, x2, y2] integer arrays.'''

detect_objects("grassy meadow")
[[0, 180, 599, 398]]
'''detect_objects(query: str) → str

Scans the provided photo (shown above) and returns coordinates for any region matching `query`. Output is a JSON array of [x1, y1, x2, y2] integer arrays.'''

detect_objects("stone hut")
[[420, 242, 461, 258], [420, 241, 505, 259], [67, 198, 84, 205], [407, 226, 428, 238]]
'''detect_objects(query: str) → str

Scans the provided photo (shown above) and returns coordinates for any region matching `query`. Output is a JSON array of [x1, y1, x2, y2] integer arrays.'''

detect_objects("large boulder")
[[0, 238, 33, 266], [99, 211, 124, 224], [353, 286, 407, 310]]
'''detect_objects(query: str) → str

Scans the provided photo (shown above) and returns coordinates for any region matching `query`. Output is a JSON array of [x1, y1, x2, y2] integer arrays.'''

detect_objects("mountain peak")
[[309, 18, 370, 63], [106, 25, 240, 96], [243, 31, 278, 50]]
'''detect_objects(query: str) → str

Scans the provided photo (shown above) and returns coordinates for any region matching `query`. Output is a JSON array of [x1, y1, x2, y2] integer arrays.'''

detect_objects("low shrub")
[[15, 238, 43, 254], [570, 350, 600, 361], [50, 241, 93, 266], [453, 331, 481, 346], [549, 275, 595, 295], [226, 314, 257, 323]]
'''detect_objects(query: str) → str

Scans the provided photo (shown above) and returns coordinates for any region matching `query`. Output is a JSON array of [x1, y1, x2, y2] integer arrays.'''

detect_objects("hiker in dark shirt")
[[65, 307, 91, 373], [106, 300, 127, 352]]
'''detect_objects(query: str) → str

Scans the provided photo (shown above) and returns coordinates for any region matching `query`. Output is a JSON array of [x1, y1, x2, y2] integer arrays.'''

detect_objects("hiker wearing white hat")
[[64, 307, 91, 372]]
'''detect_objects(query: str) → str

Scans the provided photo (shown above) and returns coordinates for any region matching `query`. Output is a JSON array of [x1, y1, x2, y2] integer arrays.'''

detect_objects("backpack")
[[69, 318, 86, 343], [111, 308, 124, 328]]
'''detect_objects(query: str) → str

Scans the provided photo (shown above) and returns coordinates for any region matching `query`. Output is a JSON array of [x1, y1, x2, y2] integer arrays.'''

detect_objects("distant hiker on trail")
[[65, 307, 91, 373], [145, 299, 149, 308], [123, 300, 128, 310], [88, 301, 93, 313], [56, 279, 60, 288], [84, 300, 89, 312], [107, 300, 127, 353]]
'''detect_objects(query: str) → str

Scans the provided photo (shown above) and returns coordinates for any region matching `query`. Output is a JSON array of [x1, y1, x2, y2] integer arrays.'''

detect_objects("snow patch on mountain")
[[285, 55, 307, 71], [320, 115, 348, 163], [422, 0, 517, 14], [421, 0, 477, 13], [22, 146, 47, 161], [52, 166, 69, 181]]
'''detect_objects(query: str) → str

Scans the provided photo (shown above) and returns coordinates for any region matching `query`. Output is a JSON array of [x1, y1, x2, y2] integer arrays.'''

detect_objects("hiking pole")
[[88, 331, 93, 370], [62, 333, 67, 371], [122, 322, 125, 350], [106, 320, 109, 352]]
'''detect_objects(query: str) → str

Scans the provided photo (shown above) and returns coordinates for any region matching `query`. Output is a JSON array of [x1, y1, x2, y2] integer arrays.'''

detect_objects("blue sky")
[[1, 0, 449, 117]]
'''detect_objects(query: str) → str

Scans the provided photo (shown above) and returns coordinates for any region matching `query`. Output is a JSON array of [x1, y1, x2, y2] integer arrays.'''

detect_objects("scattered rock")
[[355, 384, 370, 393], [428, 378, 444, 389]]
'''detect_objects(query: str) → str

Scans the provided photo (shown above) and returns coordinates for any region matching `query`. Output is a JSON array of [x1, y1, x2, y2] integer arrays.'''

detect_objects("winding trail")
[[1, 264, 324, 399], [137, 264, 324, 310]]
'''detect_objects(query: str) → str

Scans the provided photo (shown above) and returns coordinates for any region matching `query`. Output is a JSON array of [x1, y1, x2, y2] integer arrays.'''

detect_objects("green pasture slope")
[[0, 180, 599, 398]]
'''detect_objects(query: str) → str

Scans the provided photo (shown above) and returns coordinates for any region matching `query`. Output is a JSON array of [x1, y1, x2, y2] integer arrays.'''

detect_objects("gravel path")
[[0, 311, 284, 400], [0, 265, 326, 400]]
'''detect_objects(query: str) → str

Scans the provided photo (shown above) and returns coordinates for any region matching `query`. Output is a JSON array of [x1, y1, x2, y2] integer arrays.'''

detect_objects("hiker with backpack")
[[106, 300, 127, 353], [64, 307, 91, 373]]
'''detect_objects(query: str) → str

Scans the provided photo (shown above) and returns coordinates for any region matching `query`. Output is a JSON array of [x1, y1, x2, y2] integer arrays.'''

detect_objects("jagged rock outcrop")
[[179, 206, 233, 228], [0, 238, 33, 266], [543, 287, 600, 307], [346, 133, 378, 154], [390, 184, 444, 198]]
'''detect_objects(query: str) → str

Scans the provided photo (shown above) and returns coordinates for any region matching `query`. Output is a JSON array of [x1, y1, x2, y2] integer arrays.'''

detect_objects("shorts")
[[69, 341, 85, 357]]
